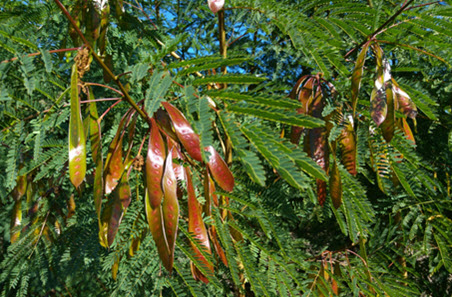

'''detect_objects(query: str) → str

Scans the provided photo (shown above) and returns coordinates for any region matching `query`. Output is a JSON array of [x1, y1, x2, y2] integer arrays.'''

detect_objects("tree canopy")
[[1, 0, 451, 296]]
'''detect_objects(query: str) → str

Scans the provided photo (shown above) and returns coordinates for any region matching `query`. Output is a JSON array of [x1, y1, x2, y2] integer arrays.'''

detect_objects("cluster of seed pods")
[[352, 42, 417, 144], [145, 101, 234, 278], [289, 74, 345, 208], [66, 60, 233, 281]]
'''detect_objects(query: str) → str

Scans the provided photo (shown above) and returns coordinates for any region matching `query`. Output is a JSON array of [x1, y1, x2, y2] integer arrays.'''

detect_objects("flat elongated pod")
[[101, 172, 131, 247], [290, 77, 315, 144], [370, 87, 387, 127], [339, 117, 357, 176], [146, 118, 166, 209], [104, 113, 129, 194], [392, 79, 417, 119], [154, 108, 178, 140], [162, 102, 202, 162], [69, 64, 86, 188], [203, 171, 219, 216], [330, 160, 342, 209], [209, 226, 228, 266], [145, 191, 172, 271], [105, 136, 124, 194], [88, 89, 103, 221], [106, 174, 131, 247], [161, 149, 179, 273], [10, 198, 22, 243], [308, 86, 329, 206], [380, 84, 396, 143], [401, 118, 415, 144], [168, 139, 185, 181], [205, 146, 234, 192], [186, 167, 213, 283], [351, 41, 371, 117]]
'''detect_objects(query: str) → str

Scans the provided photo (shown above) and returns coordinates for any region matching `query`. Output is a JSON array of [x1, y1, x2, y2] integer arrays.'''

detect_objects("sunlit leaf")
[[68, 64, 86, 188]]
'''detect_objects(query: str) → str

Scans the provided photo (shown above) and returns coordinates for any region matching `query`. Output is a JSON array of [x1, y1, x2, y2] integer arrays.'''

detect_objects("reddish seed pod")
[[205, 146, 234, 192], [162, 102, 203, 162], [146, 118, 166, 209]]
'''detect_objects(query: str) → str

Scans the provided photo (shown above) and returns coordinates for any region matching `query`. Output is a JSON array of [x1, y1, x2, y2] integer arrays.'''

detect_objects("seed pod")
[[162, 102, 202, 162], [69, 64, 86, 188], [205, 146, 234, 192], [161, 149, 180, 273], [186, 167, 213, 283], [145, 118, 166, 209]]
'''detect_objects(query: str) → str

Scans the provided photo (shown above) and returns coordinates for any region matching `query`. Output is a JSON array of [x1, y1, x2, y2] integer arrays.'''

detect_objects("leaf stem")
[[344, 0, 415, 58], [0, 47, 81, 64]]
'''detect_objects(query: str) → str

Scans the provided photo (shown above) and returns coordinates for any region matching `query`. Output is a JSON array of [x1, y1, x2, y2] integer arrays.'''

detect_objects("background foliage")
[[1, 0, 451, 296]]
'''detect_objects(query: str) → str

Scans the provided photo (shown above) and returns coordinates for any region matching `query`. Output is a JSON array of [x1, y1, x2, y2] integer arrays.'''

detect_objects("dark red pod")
[[186, 167, 213, 283], [146, 118, 166, 209], [162, 102, 202, 162], [205, 146, 234, 192], [339, 118, 357, 176]]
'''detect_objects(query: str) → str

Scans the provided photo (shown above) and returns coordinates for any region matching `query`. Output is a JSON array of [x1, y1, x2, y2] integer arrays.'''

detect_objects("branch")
[[1, 47, 81, 64], [344, 0, 415, 58], [53, 0, 150, 124], [376, 39, 450, 66]]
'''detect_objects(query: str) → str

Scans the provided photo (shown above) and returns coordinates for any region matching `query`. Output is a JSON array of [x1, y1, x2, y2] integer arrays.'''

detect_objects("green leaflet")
[[391, 161, 416, 199], [433, 232, 452, 273], [206, 91, 302, 109], [228, 102, 324, 129], [68, 64, 86, 189], [351, 41, 370, 117], [192, 74, 267, 86], [241, 124, 308, 189], [218, 112, 266, 186]]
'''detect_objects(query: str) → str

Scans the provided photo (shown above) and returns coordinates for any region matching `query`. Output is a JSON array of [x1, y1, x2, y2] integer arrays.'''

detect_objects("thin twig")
[[404, 1, 441, 11], [53, 0, 150, 124], [1, 47, 81, 64], [376, 39, 449, 65], [80, 97, 121, 104], [29, 211, 51, 258], [84, 82, 124, 96], [344, 0, 415, 58]]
